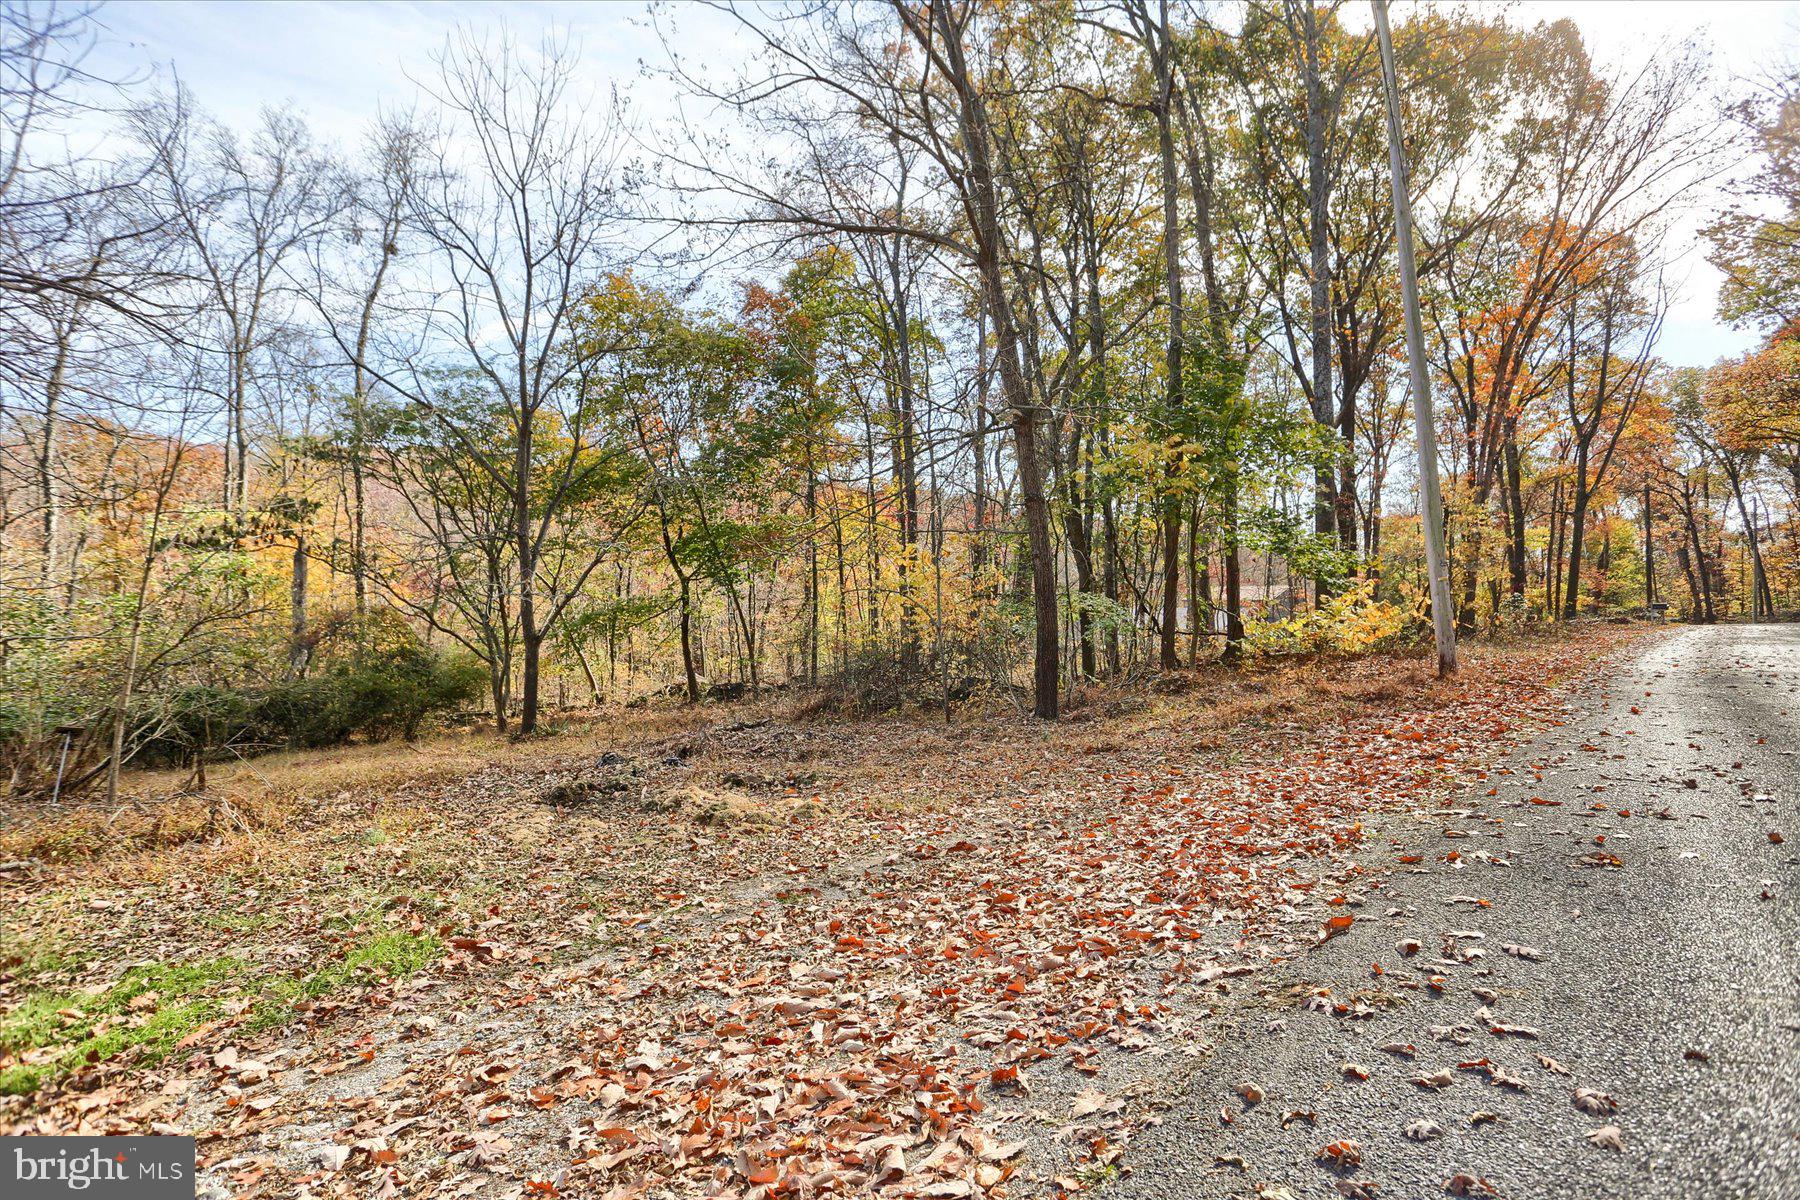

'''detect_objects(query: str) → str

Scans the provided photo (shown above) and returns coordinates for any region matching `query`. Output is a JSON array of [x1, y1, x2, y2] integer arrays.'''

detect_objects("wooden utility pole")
[[1751, 496, 1765, 621], [1373, 0, 1457, 676]]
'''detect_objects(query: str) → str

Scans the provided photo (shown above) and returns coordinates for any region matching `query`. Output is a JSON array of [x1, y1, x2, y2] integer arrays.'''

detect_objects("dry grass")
[[0, 701, 745, 865], [0, 625, 1640, 870]]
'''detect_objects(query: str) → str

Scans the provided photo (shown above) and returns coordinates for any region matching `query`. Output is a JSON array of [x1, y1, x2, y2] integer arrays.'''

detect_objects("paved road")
[[1119, 625, 1800, 1200]]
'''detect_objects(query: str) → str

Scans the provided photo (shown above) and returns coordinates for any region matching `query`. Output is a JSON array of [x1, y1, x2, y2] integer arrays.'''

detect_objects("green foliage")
[[141, 644, 485, 764], [0, 552, 273, 796], [0, 930, 440, 1095], [1240, 505, 1359, 592], [1061, 590, 1135, 641]]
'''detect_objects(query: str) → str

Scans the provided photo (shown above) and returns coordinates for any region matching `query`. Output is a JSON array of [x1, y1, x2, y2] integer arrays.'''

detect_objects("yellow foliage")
[[1242, 581, 1414, 658]]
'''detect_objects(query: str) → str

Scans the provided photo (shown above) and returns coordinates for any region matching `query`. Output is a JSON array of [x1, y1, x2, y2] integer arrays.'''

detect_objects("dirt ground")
[[0, 627, 1645, 1199]]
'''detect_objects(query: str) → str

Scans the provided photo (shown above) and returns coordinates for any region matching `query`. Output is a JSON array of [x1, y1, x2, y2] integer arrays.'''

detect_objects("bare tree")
[[131, 90, 344, 515], [1559, 248, 1665, 616], [312, 115, 425, 632], [345, 31, 636, 734]]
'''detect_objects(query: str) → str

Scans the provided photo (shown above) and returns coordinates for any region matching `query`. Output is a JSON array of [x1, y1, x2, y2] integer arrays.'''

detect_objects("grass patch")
[[0, 930, 440, 1096], [0, 957, 242, 1096], [241, 930, 440, 1035], [194, 909, 279, 934], [0, 934, 88, 988]]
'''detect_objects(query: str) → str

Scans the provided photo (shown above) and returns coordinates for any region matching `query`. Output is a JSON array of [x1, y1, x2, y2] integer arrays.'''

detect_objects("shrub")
[[141, 646, 485, 765], [1243, 580, 1416, 658]]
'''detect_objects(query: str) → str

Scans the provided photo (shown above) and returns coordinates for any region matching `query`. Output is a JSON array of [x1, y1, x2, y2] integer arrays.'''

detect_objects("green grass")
[[1075, 1162, 1121, 1188], [241, 930, 440, 1034], [0, 930, 441, 1096], [0, 938, 88, 986], [195, 909, 279, 934], [0, 958, 242, 1096]]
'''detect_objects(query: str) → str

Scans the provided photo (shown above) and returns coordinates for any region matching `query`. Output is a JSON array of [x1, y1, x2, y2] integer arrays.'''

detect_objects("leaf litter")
[[0, 640, 1609, 1197]]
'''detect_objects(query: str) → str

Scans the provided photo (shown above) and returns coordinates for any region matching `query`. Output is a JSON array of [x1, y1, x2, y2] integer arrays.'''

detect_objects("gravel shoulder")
[[1118, 624, 1800, 1200]]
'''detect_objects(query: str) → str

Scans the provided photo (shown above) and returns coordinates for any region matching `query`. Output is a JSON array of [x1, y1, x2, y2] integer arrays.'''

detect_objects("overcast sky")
[[85, 0, 1800, 369]]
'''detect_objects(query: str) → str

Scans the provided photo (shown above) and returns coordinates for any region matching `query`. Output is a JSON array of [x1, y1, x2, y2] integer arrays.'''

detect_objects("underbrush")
[[1, 619, 485, 806], [0, 623, 1641, 869], [1242, 580, 1420, 658], [136, 650, 487, 767]]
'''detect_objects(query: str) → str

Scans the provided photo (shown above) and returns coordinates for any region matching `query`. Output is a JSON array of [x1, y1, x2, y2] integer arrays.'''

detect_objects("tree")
[[1428, 29, 1717, 628], [132, 92, 345, 515], [1558, 241, 1664, 616], [579, 273, 784, 701], [682, 1, 1064, 717], [1708, 75, 1800, 335], [345, 31, 635, 734]]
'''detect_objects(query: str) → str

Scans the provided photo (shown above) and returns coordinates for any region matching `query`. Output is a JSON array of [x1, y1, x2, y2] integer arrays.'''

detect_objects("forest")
[[2, 0, 1797, 805]]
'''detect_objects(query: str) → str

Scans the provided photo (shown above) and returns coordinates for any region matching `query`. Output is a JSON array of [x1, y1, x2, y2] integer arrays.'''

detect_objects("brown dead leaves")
[[4, 639, 1603, 1200]]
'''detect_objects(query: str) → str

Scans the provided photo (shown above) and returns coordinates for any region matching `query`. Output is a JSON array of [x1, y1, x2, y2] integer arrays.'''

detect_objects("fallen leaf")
[[1488, 1022, 1540, 1039], [1072, 1088, 1118, 1117], [1573, 1087, 1617, 1115], [1404, 1119, 1446, 1141]]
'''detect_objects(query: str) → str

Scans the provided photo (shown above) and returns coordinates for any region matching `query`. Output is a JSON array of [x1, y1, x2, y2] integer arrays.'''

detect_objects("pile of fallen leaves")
[[0, 629, 1639, 1199]]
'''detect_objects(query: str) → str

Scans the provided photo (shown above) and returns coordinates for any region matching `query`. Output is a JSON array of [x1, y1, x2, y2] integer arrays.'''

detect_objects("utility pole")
[[1643, 481, 1654, 608], [1751, 496, 1765, 621], [1373, 0, 1456, 676]]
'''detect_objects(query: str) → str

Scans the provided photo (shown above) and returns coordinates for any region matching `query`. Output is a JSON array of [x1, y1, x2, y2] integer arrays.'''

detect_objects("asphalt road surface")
[[1118, 625, 1800, 1200]]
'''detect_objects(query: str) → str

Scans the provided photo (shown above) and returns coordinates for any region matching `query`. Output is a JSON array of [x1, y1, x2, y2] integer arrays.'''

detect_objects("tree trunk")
[[924, 1, 1058, 717], [664, 517, 701, 703], [1682, 492, 1715, 622], [971, 306, 990, 585], [289, 533, 309, 676], [489, 664, 510, 735], [1564, 444, 1591, 618], [1503, 427, 1528, 602], [805, 455, 820, 685], [1725, 464, 1774, 620], [515, 436, 540, 734], [1221, 474, 1245, 662], [1102, 494, 1122, 677], [38, 327, 74, 585], [1297, 0, 1337, 590], [1146, 0, 1185, 672], [1545, 479, 1564, 618], [891, 238, 922, 672]]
